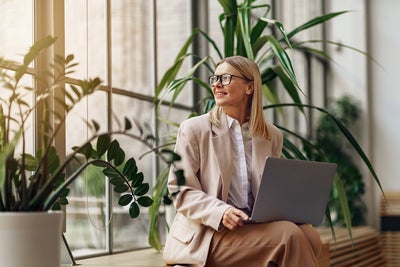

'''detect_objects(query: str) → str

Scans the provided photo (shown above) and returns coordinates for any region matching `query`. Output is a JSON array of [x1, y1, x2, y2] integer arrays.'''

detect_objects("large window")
[[62, 0, 193, 257], [0, 0, 193, 258]]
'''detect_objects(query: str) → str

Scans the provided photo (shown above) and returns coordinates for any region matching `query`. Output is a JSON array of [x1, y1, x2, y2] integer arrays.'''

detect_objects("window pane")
[[111, 96, 154, 251], [156, 0, 193, 106], [0, 0, 33, 61], [111, 0, 152, 93], [65, 0, 107, 80], [65, 90, 109, 257]]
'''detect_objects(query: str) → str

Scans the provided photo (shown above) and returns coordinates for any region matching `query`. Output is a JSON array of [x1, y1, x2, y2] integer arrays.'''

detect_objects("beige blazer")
[[163, 112, 283, 267]]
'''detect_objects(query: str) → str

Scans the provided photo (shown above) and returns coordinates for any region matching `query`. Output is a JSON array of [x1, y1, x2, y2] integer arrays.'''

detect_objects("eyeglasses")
[[208, 73, 252, 86]]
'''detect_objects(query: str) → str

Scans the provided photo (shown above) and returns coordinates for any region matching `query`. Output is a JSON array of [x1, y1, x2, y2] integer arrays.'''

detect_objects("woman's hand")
[[222, 207, 249, 230]]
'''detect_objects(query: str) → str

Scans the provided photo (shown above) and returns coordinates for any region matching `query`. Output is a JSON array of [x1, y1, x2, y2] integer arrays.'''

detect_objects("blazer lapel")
[[251, 136, 271, 198], [211, 113, 233, 201]]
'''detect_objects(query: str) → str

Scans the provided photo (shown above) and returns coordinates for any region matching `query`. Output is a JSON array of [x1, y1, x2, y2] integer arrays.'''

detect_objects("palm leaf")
[[286, 11, 348, 40], [265, 103, 384, 197]]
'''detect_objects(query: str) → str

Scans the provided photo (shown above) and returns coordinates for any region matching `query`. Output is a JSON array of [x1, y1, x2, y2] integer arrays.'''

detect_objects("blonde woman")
[[163, 56, 322, 267]]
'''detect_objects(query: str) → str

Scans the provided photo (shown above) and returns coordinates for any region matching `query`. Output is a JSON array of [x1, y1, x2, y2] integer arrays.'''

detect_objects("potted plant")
[[150, 0, 383, 250], [0, 36, 183, 267], [304, 95, 367, 227]]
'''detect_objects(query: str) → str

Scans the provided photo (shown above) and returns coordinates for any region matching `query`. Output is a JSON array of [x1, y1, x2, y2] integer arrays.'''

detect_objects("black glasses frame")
[[208, 73, 252, 86]]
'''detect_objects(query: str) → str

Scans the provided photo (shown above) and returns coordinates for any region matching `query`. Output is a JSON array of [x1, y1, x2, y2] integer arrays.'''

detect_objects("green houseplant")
[[150, 0, 383, 250], [0, 36, 183, 267], [304, 95, 367, 227]]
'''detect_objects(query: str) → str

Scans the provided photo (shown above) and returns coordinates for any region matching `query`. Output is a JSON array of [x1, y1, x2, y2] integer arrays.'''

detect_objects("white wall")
[[368, 0, 400, 191], [327, 0, 400, 227]]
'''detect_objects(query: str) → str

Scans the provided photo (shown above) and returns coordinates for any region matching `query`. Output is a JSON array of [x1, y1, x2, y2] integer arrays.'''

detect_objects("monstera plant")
[[149, 0, 383, 250]]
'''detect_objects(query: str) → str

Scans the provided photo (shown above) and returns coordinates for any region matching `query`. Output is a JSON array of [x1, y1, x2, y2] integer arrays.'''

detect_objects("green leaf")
[[129, 202, 140, 218], [137, 196, 153, 207], [22, 153, 38, 171], [110, 177, 125, 186], [161, 149, 181, 164], [103, 167, 120, 178], [259, 17, 292, 49], [286, 11, 348, 40], [124, 117, 132, 131], [163, 196, 173, 205], [91, 120, 100, 132], [265, 35, 299, 90], [134, 183, 149, 196], [97, 134, 111, 158], [123, 158, 138, 177], [272, 66, 304, 113], [131, 172, 144, 187], [113, 148, 125, 166], [238, 6, 254, 59], [174, 169, 185, 186], [118, 194, 133, 206], [80, 142, 94, 160], [91, 160, 110, 167], [113, 184, 129, 194], [107, 140, 120, 162], [15, 36, 57, 83]]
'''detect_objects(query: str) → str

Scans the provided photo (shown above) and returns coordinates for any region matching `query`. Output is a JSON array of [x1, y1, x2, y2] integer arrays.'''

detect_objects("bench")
[[76, 226, 385, 267], [317, 226, 386, 267], [381, 191, 400, 266]]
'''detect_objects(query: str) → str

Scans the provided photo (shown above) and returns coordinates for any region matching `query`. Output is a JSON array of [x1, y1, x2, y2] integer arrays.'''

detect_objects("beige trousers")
[[205, 221, 322, 267]]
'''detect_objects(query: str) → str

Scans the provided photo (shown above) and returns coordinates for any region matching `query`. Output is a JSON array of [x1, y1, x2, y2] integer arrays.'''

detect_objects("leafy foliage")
[[0, 36, 183, 220], [150, 0, 382, 249], [304, 96, 367, 226]]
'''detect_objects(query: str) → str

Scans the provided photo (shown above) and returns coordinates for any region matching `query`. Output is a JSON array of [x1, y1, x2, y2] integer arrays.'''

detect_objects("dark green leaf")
[[110, 177, 125, 186], [131, 172, 144, 187], [91, 120, 100, 132], [129, 202, 140, 218], [137, 196, 153, 207], [161, 149, 181, 164], [113, 148, 125, 166], [103, 167, 120, 178], [91, 160, 110, 167], [123, 158, 137, 177], [124, 117, 132, 130], [58, 197, 69, 205], [134, 183, 149, 196], [118, 194, 133, 206], [174, 169, 185, 186], [96, 134, 111, 158], [107, 140, 120, 162], [81, 143, 94, 160], [163, 195, 173, 205], [113, 184, 129, 193]]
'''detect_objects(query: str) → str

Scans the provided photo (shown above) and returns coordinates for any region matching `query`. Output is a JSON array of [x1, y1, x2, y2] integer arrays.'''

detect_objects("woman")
[[163, 56, 322, 267]]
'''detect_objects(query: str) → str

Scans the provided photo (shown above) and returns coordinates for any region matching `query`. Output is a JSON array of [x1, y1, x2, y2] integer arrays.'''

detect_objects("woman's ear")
[[246, 83, 254, 95]]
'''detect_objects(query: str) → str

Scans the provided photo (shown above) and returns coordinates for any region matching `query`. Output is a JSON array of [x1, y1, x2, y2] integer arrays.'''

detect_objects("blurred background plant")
[[304, 95, 367, 226]]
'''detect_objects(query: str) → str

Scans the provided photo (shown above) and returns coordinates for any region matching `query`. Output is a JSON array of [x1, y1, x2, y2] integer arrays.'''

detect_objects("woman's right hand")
[[222, 207, 249, 230]]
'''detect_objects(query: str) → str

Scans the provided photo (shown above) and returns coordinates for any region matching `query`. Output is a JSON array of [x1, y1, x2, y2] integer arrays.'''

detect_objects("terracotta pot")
[[0, 212, 63, 267]]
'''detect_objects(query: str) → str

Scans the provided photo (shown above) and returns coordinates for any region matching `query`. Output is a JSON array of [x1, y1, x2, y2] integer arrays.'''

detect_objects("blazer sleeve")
[[168, 119, 231, 231]]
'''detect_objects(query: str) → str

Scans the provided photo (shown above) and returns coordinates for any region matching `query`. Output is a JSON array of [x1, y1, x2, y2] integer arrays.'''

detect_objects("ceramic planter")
[[0, 212, 63, 267]]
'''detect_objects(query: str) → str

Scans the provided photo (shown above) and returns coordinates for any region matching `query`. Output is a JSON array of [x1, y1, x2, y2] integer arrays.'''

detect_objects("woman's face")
[[212, 62, 253, 115]]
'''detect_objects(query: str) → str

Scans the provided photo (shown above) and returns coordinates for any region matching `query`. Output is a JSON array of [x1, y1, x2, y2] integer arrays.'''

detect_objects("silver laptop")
[[248, 157, 337, 225]]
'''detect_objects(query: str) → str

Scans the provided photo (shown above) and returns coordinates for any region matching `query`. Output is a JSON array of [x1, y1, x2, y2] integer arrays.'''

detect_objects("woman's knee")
[[269, 221, 322, 255], [299, 224, 323, 256]]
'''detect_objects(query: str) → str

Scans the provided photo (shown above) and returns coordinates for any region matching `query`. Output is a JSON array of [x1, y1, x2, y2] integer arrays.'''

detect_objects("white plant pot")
[[0, 212, 63, 267]]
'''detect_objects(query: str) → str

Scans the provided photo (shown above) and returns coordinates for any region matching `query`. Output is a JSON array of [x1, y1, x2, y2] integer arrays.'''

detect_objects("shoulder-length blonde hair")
[[210, 55, 270, 139]]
